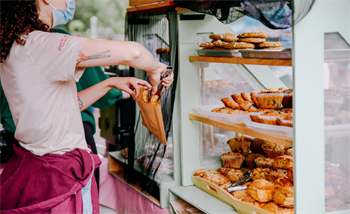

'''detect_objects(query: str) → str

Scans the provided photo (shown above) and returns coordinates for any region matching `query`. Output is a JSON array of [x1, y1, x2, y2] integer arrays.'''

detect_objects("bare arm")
[[77, 39, 168, 93], [77, 77, 151, 112]]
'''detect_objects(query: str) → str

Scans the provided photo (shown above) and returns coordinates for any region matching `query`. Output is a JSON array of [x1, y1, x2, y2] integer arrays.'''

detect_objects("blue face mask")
[[49, 0, 76, 27]]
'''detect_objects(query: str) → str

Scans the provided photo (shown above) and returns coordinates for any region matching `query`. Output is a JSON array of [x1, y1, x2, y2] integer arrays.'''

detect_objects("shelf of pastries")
[[190, 87, 294, 147], [192, 32, 292, 66], [192, 137, 294, 214]]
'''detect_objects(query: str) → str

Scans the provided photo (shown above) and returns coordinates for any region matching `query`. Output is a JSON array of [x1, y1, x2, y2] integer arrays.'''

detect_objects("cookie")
[[212, 40, 228, 48], [256, 42, 282, 48], [262, 47, 284, 50], [209, 33, 223, 40], [238, 37, 266, 44], [199, 42, 214, 49], [224, 42, 255, 49], [221, 33, 237, 42], [238, 32, 268, 39]]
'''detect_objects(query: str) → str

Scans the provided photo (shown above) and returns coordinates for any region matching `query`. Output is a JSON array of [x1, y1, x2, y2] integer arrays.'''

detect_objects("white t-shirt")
[[0, 31, 90, 156]]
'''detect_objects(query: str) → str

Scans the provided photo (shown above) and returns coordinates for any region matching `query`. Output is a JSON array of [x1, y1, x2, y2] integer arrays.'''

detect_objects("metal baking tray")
[[196, 49, 242, 57], [240, 49, 292, 59]]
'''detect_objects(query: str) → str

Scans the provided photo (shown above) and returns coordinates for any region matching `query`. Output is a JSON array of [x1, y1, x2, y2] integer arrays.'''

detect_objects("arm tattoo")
[[77, 96, 83, 109], [77, 50, 111, 65]]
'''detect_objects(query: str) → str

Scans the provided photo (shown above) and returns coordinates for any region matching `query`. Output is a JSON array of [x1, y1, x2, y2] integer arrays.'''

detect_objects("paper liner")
[[255, 93, 284, 109]]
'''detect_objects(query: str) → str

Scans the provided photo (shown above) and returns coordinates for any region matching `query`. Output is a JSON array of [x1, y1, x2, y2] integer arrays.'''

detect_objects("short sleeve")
[[26, 31, 87, 83]]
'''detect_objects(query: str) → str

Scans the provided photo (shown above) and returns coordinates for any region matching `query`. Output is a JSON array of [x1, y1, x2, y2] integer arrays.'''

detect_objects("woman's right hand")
[[148, 62, 174, 94]]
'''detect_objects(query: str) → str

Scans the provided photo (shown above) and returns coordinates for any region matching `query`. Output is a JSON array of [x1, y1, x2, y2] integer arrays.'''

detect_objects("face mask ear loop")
[[48, 3, 57, 10]]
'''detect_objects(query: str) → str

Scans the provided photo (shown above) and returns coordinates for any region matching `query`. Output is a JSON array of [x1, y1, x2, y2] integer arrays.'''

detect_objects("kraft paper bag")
[[136, 87, 167, 145]]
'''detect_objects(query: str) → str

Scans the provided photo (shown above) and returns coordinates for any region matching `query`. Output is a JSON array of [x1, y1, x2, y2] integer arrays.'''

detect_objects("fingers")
[[123, 87, 136, 100], [161, 72, 174, 87], [136, 79, 151, 89]]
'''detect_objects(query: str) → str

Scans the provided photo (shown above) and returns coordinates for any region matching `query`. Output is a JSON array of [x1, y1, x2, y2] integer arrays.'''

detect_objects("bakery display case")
[[168, 1, 350, 214]]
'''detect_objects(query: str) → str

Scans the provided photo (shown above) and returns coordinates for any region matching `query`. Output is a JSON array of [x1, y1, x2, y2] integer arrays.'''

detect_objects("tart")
[[244, 153, 265, 168], [262, 141, 285, 158], [254, 157, 274, 168], [273, 186, 294, 208], [273, 155, 294, 169], [247, 179, 275, 202], [227, 136, 252, 153], [221, 152, 245, 169], [251, 168, 271, 180]]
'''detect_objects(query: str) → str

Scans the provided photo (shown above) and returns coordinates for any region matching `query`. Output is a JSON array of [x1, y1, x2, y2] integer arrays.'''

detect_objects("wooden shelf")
[[189, 114, 293, 147], [189, 56, 292, 66]]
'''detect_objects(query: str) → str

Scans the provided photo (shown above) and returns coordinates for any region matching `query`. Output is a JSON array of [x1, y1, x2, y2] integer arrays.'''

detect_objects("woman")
[[0, 0, 173, 213]]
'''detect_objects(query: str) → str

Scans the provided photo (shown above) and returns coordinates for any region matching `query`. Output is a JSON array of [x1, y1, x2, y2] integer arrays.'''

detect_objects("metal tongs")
[[227, 171, 252, 193], [151, 66, 173, 101]]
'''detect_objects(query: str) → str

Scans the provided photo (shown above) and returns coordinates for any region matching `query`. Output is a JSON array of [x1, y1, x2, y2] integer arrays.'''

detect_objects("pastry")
[[262, 141, 285, 158], [226, 169, 243, 182], [285, 148, 293, 157], [142, 87, 150, 103], [209, 33, 222, 40], [194, 168, 230, 185], [324, 91, 344, 116], [237, 37, 266, 43], [231, 94, 245, 104], [229, 110, 249, 115], [251, 91, 260, 106], [339, 161, 350, 174], [255, 92, 284, 109], [238, 32, 268, 39], [211, 107, 234, 114], [221, 152, 245, 169], [267, 169, 288, 181], [150, 94, 159, 104], [231, 189, 248, 199], [325, 184, 336, 199], [241, 92, 254, 104], [219, 182, 232, 190], [212, 40, 228, 48], [286, 167, 293, 182], [273, 186, 294, 208], [247, 179, 275, 202], [273, 155, 294, 169], [217, 167, 233, 175], [254, 157, 274, 168], [241, 195, 262, 207], [279, 108, 293, 114], [245, 153, 265, 168], [250, 138, 265, 154], [341, 95, 350, 111], [276, 114, 293, 127], [273, 177, 293, 188], [333, 110, 350, 125], [224, 42, 255, 49], [221, 97, 241, 109], [261, 202, 294, 214], [262, 47, 284, 50], [324, 115, 334, 125], [231, 94, 258, 112], [199, 42, 214, 49], [221, 33, 237, 42], [337, 182, 350, 203], [256, 42, 282, 48], [325, 164, 346, 185], [251, 168, 271, 180], [227, 136, 252, 153], [325, 198, 346, 208]]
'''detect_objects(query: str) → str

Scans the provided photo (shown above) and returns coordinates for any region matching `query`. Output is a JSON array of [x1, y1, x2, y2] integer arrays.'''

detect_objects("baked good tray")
[[192, 176, 272, 214], [244, 120, 293, 138], [193, 104, 250, 124], [239, 49, 292, 59], [196, 49, 242, 57]]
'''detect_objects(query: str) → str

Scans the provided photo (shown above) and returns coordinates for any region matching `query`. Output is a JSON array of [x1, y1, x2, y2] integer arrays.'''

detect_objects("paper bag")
[[136, 87, 167, 145]]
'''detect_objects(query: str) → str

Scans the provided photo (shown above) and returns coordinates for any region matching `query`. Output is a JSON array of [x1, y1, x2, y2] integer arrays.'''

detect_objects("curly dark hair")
[[1, 0, 50, 63]]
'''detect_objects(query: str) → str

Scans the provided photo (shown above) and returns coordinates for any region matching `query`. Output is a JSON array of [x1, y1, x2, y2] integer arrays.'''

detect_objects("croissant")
[[241, 92, 254, 104], [251, 91, 259, 106], [221, 97, 241, 109], [231, 94, 245, 104]]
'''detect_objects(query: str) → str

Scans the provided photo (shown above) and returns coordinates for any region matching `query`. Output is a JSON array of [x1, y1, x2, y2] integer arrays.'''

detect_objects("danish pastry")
[[247, 179, 275, 202]]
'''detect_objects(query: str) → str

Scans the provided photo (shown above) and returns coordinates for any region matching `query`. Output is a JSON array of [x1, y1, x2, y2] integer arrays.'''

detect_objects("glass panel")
[[199, 63, 255, 165], [324, 32, 350, 212]]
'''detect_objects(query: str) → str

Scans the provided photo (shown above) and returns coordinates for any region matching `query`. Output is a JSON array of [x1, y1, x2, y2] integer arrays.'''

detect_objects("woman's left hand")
[[109, 77, 151, 100]]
